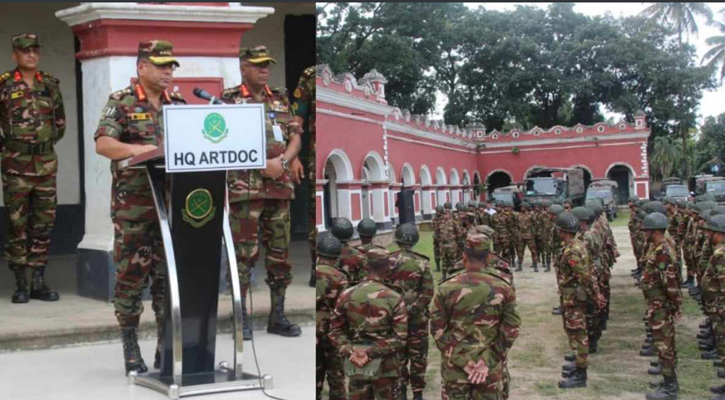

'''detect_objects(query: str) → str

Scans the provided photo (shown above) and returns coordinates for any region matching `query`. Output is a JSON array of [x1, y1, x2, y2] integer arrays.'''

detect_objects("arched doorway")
[[486, 170, 513, 195], [436, 167, 447, 205], [323, 150, 354, 229], [571, 165, 593, 190], [607, 164, 634, 205], [363, 152, 387, 222], [420, 165, 433, 214], [473, 171, 482, 200]]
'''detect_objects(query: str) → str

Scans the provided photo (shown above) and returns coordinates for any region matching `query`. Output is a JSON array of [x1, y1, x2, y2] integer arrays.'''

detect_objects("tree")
[[703, 20, 725, 82], [639, 3, 714, 180], [650, 135, 685, 181]]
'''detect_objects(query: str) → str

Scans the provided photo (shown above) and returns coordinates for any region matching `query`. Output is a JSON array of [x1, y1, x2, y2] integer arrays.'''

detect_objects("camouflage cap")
[[11, 33, 40, 50], [240, 45, 277, 64], [466, 234, 492, 252], [138, 40, 180, 67]]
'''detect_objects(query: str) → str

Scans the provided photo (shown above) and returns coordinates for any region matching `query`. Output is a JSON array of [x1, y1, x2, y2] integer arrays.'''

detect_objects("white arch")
[[401, 163, 416, 186], [362, 151, 386, 181], [435, 167, 447, 186], [485, 169, 514, 183], [462, 170, 471, 185], [387, 160, 397, 183], [450, 168, 460, 185], [523, 164, 547, 180], [605, 161, 636, 178], [570, 164, 594, 179], [323, 149, 354, 182], [420, 165, 432, 186]]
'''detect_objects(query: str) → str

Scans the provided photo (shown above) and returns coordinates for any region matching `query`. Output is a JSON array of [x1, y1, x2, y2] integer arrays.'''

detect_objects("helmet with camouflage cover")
[[698, 193, 717, 203], [713, 206, 725, 216], [468, 201, 478, 209], [701, 209, 714, 220], [549, 204, 565, 215], [435, 205, 444, 213], [395, 223, 419, 246], [444, 202, 452, 210], [331, 217, 354, 241], [647, 201, 667, 215], [456, 202, 465, 211], [316, 232, 342, 258], [636, 210, 648, 221], [586, 201, 603, 218], [478, 201, 486, 209], [637, 199, 650, 208], [642, 212, 668, 230], [357, 218, 377, 238], [676, 199, 687, 208], [555, 211, 580, 233], [572, 206, 593, 223], [705, 214, 725, 234], [662, 196, 677, 206], [628, 195, 640, 203], [695, 203, 713, 216]]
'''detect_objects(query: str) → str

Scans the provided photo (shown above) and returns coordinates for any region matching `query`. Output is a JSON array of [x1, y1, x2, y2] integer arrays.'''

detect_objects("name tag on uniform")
[[272, 125, 284, 141], [10, 91, 24, 99], [129, 113, 151, 121]]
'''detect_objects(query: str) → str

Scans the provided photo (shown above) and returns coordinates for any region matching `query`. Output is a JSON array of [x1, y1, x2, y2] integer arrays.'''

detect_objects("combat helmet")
[[549, 204, 565, 215], [435, 205, 444, 213], [647, 201, 667, 215], [586, 201, 603, 218], [395, 223, 419, 246], [642, 212, 668, 230], [316, 232, 343, 258], [705, 214, 725, 234], [456, 202, 465, 211], [468, 201, 478, 209], [330, 217, 354, 242], [713, 206, 725, 216], [555, 211, 579, 233], [628, 195, 640, 203], [662, 196, 677, 206], [357, 218, 377, 238], [444, 202, 452, 210], [572, 206, 593, 223]]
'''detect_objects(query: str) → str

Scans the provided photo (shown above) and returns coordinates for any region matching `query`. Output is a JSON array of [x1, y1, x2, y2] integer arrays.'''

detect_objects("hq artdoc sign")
[[163, 104, 267, 173]]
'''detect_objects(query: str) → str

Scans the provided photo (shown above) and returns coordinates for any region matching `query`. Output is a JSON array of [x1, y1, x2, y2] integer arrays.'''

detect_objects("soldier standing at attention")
[[315, 233, 348, 400], [516, 203, 539, 272], [388, 223, 434, 400], [0, 33, 65, 304], [506, 202, 520, 271], [493, 201, 514, 269], [329, 248, 408, 400], [430, 234, 521, 400], [439, 202, 461, 280], [95, 40, 185, 374], [701, 214, 725, 399], [640, 212, 681, 400], [331, 217, 366, 284], [432, 205, 444, 272], [549, 204, 566, 316], [223, 45, 303, 338], [356, 217, 385, 259]]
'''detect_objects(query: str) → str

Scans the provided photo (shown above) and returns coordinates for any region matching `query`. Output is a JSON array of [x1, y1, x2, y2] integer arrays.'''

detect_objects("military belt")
[[5, 140, 54, 155]]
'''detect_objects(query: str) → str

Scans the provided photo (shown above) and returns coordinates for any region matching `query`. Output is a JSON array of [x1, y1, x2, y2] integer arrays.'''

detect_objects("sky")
[[429, 2, 725, 125]]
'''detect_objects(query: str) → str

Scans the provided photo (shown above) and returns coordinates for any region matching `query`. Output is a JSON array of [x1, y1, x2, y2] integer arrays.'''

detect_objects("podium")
[[120, 103, 271, 399]]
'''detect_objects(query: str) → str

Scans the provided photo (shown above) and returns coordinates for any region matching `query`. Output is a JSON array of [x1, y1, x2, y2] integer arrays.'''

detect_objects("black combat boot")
[[562, 360, 577, 373], [701, 318, 713, 329], [29, 267, 59, 301], [544, 262, 551, 272], [715, 360, 724, 368], [645, 372, 677, 400], [699, 330, 713, 340], [309, 263, 316, 288], [515, 261, 523, 272], [11, 265, 29, 304], [242, 295, 253, 341], [121, 327, 148, 375], [702, 349, 719, 360], [589, 334, 599, 354], [154, 317, 163, 369], [267, 285, 302, 337], [700, 337, 716, 351], [718, 368, 725, 379], [648, 363, 662, 375], [533, 263, 539, 273], [682, 275, 695, 289], [412, 391, 424, 400], [558, 367, 587, 389], [651, 360, 660, 367], [564, 354, 576, 362], [710, 382, 725, 395], [640, 345, 655, 357]]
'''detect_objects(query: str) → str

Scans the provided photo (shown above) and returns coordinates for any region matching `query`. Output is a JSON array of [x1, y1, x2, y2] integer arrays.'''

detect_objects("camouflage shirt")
[[316, 257, 347, 343], [438, 212, 461, 249], [0, 69, 65, 176], [337, 244, 367, 284], [291, 66, 314, 137], [702, 243, 725, 315], [517, 211, 535, 239], [94, 84, 185, 221], [641, 240, 681, 311], [329, 278, 408, 378], [430, 264, 520, 383], [387, 248, 434, 320], [558, 238, 597, 305], [221, 84, 298, 202]]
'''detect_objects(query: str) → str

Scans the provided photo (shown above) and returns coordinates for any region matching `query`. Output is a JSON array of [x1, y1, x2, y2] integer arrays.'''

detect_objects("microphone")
[[193, 87, 223, 105]]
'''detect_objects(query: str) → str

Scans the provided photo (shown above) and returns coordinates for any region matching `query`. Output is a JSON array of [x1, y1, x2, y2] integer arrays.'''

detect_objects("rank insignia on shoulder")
[[11, 91, 24, 99], [130, 113, 151, 121]]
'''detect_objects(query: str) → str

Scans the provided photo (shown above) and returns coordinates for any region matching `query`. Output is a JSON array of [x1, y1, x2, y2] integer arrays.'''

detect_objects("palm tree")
[[650, 136, 684, 182], [639, 3, 714, 181], [703, 20, 725, 82]]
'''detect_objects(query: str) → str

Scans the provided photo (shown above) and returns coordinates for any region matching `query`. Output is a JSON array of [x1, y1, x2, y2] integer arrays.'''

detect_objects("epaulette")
[[40, 71, 59, 84], [302, 66, 315, 78], [109, 87, 133, 101], [168, 91, 186, 103], [411, 251, 430, 261], [221, 86, 239, 98], [0, 71, 11, 84]]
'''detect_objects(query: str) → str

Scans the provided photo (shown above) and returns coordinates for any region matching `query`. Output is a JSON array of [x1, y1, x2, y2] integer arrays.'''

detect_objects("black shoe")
[[559, 367, 587, 389], [412, 392, 424, 400], [703, 350, 719, 360], [533, 263, 539, 273], [648, 364, 662, 375], [308, 265, 315, 288], [154, 348, 160, 369], [29, 267, 59, 301], [267, 291, 302, 337], [562, 361, 577, 372], [711, 383, 725, 395], [121, 327, 148, 375], [242, 297, 253, 341], [645, 373, 677, 400], [702, 319, 712, 329], [640, 346, 655, 357], [699, 332, 713, 340], [715, 361, 724, 368], [11, 266, 29, 304], [651, 361, 660, 367], [552, 307, 562, 316], [700, 343, 716, 351], [564, 354, 576, 362], [649, 379, 664, 389]]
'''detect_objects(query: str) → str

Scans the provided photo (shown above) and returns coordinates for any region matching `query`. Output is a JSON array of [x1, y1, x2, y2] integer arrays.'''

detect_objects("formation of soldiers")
[[316, 216, 518, 400], [628, 194, 725, 400]]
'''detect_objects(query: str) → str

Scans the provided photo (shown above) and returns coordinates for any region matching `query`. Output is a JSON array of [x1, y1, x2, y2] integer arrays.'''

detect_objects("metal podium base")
[[129, 367, 273, 399]]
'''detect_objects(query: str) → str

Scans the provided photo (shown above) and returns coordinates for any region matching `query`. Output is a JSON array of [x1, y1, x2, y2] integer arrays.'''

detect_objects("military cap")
[[466, 234, 492, 252], [555, 211, 579, 233], [705, 214, 725, 234], [444, 202, 452, 210], [240, 45, 277, 64], [475, 225, 496, 237], [395, 223, 419, 245], [642, 212, 668, 230], [357, 218, 377, 238], [548, 204, 565, 215], [316, 233, 342, 258], [11, 33, 40, 50], [330, 217, 354, 241], [138, 40, 180, 67], [572, 206, 593, 223], [628, 195, 640, 203]]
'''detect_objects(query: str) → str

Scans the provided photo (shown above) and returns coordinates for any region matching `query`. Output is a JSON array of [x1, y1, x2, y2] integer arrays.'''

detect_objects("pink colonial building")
[[316, 65, 651, 235]]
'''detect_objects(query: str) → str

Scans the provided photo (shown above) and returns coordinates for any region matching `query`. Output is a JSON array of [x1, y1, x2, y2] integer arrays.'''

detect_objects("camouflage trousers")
[[442, 380, 502, 400], [229, 199, 292, 293], [712, 314, 725, 363], [586, 302, 601, 340], [112, 218, 166, 327], [2, 172, 56, 269], [495, 237, 514, 265], [501, 360, 510, 400], [563, 303, 589, 368], [516, 237, 538, 265], [398, 318, 429, 393], [646, 304, 677, 377], [316, 340, 346, 400], [349, 376, 397, 400], [441, 246, 458, 279], [683, 246, 696, 280], [536, 237, 550, 265]]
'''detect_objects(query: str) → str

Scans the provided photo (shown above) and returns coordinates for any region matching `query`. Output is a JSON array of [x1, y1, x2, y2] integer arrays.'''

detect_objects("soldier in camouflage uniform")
[[683, 202, 698, 289], [640, 212, 681, 400], [94, 40, 185, 374], [430, 234, 521, 400], [516, 203, 539, 272], [223, 45, 303, 338], [664, 197, 683, 272], [555, 212, 606, 389], [439, 203, 462, 280], [573, 207, 605, 354], [356, 217, 385, 260], [331, 217, 366, 284], [0, 33, 65, 304], [506, 203, 520, 269], [629, 196, 641, 276], [316, 233, 348, 400], [549, 204, 566, 316], [291, 66, 316, 288], [432, 205, 444, 272], [536, 201, 553, 272], [493, 201, 515, 269], [388, 223, 434, 400], [700, 214, 725, 398], [588, 201, 614, 329], [329, 248, 408, 400]]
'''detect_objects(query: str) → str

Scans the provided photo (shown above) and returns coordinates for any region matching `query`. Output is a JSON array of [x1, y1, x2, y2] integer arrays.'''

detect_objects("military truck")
[[491, 185, 523, 211], [586, 179, 619, 221], [691, 175, 725, 203], [523, 167, 585, 206]]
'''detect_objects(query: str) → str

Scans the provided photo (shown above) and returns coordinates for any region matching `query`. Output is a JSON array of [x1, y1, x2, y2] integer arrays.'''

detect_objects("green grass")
[[610, 208, 630, 228]]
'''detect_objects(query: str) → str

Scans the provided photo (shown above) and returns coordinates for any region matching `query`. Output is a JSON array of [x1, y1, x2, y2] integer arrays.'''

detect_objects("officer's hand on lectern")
[[290, 158, 304, 184], [132, 144, 158, 157]]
